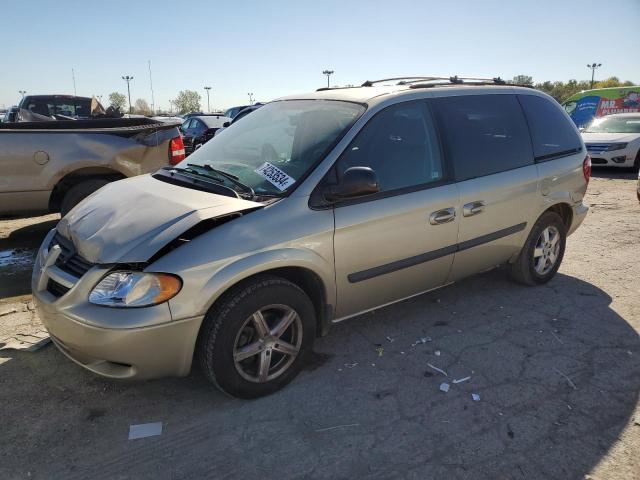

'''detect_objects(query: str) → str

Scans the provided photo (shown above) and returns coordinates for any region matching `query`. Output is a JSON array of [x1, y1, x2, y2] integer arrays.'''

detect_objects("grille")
[[51, 232, 94, 278], [47, 278, 70, 298], [591, 157, 607, 165], [585, 143, 611, 154]]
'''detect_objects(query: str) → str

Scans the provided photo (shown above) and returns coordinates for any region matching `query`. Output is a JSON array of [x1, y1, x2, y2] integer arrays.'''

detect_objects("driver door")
[[332, 100, 459, 318]]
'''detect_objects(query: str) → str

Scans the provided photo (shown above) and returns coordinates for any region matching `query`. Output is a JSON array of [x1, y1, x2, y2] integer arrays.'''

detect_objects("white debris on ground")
[[453, 376, 471, 384], [0, 299, 49, 352], [128, 422, 163, 440], [427, 363, 448, 376]]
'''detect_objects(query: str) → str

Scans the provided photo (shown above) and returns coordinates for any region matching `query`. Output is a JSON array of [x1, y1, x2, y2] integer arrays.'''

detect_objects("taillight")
[[583, 154, 591, 184], [169, 136, 186, 165]]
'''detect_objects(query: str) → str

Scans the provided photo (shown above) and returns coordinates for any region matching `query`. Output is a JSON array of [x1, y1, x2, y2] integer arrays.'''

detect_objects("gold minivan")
[[33, 77, 590, 398]]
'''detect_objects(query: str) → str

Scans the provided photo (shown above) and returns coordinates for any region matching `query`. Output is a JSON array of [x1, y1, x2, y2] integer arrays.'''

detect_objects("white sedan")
[[581, 113, 640, 169]]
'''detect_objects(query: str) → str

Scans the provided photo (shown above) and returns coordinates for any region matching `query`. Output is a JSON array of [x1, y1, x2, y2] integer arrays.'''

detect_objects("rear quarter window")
[[518, 94, 582, 161], [431, 94, 533, 181]]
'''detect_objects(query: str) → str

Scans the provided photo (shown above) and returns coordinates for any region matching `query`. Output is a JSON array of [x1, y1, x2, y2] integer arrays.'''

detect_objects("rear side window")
[[518, 95, 582, 161], [431, 94, 533, 181]]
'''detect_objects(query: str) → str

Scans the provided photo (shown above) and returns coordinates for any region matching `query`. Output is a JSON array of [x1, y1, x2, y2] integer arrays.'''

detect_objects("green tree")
[[534, 76, 636, 103], [173, 90, 201, 114], [134, 98, 152, 116], [512, 75, 533, 85], [593, 76, 634, 89], [108, 92, 127, 112]]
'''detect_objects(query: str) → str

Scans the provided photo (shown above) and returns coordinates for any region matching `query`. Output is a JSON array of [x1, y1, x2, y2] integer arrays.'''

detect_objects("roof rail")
[[408, 76, 534, 89], [361, 77, 448, 87], [360, 75, 534, 88]]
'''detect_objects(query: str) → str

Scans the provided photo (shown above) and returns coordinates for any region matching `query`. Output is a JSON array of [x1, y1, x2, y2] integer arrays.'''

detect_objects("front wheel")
[[510, 211, 567, 286], [197, 275, 316, 398]]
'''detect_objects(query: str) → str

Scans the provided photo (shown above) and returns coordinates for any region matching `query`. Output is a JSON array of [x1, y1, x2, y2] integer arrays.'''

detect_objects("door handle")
[[462, 201, 486, 217], [429, 207, 456, 225]]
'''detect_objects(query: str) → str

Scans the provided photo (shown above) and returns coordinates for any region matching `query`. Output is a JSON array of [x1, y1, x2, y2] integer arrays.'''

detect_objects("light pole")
[[122, 75, 134, 113], [248, 92, 254, 105], [204, 86, 212, 112], [19, 90, 26, 99], [322, 69, 334, 88], [587, 63, 602, 89]]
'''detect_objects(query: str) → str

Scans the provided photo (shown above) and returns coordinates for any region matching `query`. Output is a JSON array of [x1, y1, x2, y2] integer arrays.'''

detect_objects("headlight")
[[89, 271, 182, 307], [607, 143, 628, 151]]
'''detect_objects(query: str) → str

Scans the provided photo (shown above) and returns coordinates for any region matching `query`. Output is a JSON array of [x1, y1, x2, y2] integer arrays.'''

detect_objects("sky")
[[2, 0, 639, 111]]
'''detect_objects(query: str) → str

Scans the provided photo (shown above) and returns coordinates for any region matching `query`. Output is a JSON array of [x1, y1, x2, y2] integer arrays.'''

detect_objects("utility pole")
[[204, 86, 212, 112], [122, 75, 134, 113], [148, 61, 155, 114], [587, 63, 602, 89], [19, 90, 26, 99], [322, 69, 334, 88], [72, 68, 77, 95], [248, 92, 254, 105]]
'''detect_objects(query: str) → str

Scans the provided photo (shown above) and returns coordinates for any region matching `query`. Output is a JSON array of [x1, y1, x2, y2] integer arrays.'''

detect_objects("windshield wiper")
[[187, 163, 255, 199], [169, 166, 225, 183]]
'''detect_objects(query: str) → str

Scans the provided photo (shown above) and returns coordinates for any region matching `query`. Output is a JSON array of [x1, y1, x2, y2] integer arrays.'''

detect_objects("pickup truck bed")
[[0, 118, 183, 217]]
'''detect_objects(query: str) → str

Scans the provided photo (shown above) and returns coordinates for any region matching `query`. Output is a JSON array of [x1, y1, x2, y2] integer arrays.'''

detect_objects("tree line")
[[512, 75, 635, 102], [107, 90, 202, 115], [104, 76, 637, 114]]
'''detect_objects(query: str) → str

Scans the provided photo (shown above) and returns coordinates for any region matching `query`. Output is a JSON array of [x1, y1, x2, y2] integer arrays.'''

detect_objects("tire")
[[60, 179, 111, 217], [197, 274, 316, 399], [510, 211, 567, 286]]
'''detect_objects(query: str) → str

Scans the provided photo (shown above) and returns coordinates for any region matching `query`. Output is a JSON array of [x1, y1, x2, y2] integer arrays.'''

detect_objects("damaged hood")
[[57, 174, 262, 264]]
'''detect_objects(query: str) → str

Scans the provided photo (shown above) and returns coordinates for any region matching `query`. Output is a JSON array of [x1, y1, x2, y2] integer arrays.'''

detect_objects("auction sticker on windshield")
[[255, 162, 296, 191]]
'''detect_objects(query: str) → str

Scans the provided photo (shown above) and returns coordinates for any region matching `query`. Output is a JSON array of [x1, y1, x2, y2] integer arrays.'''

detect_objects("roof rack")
[[408, 76, 536, 89], [361, 77, 448, 87], [360, 76, 533, 89]]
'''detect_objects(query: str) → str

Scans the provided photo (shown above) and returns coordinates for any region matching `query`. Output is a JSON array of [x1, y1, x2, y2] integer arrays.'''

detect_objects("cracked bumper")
[[32, 230, 204, 380]]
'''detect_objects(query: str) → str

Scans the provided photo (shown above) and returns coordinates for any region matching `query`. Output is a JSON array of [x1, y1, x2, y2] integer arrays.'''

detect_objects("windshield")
[[584, 116, 640, 134], [180, 100, 365, 196]]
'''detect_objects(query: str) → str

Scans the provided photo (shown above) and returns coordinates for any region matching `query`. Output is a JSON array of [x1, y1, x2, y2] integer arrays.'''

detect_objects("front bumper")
[[32, 229, 203, 380], [586, 146, 636, 167]]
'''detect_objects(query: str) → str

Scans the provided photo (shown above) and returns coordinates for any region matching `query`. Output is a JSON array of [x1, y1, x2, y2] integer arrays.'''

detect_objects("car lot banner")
[[563, 87, 640, 128]]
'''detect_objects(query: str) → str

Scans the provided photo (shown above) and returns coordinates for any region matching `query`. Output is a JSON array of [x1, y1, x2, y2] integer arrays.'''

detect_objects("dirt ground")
[[0, 170, 638, 479]]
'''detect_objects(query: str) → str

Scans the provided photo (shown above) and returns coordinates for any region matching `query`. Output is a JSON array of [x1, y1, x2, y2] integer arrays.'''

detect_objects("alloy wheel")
[[533, 225, 561, 275], [233, 304, 303, 383]]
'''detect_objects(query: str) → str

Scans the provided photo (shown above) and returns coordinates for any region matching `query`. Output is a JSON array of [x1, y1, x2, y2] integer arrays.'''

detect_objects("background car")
[[152, 115, 185, 124], [214, 104, 263, 137], [582, 113, 640, 169], [17, 94, 100, 120], [180, 114, 231, 154], [224, 104, 251, 119], [3, 106, 19, 122]]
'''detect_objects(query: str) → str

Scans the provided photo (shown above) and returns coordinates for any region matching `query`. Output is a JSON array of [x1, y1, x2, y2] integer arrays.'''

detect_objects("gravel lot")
[[1, 170, 639, 480]]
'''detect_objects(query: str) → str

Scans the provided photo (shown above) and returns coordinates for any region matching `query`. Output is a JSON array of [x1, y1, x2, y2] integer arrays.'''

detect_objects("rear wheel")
[[197, 275, 316, 398], [510, 211, 566, 286], [60, 179, 110, 217]]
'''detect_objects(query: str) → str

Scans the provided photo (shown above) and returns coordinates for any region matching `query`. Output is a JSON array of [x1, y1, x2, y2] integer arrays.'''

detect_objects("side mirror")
[[323, 167, 379, 202], [223, 121, 230, 127]]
